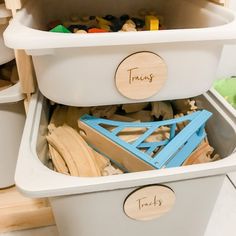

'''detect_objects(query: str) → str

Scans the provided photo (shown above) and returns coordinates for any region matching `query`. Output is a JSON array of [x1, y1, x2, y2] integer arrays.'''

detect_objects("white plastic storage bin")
[[15, 91, 236, 236], [0, 82, 25, 188], [4, 0, 236, 106], [209, 87, 236, 122], [0, 3, 14, 65]]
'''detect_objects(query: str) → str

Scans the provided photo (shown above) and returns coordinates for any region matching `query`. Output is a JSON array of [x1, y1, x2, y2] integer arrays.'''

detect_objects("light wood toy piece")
[[172, 99, 198, 114], [126, 110, 154, 122], [48, 144, 69, 175], [110, 114, 137, 122], [14, 50, 35, 108], [4, 0, 22, 16], [118, 126, 147, 143], [89, 146, 110, 171], [122, 102, 149, 113], [183, 139, 220, 165], [102, 165, 123, 176], [48, 106, 114, 176], [0, 187, 55, 233], [47, 125, 101, 177], [151, 101, 174, 120], [90, 105, 117, 118], [48, 105, 90, 132], [117, 126, 170, 144], [174, 113, 189, 131], [66, 106, 90, 130]]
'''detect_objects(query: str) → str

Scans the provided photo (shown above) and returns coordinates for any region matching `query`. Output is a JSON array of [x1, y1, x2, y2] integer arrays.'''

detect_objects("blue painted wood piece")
[[80, 110, 212, 169]]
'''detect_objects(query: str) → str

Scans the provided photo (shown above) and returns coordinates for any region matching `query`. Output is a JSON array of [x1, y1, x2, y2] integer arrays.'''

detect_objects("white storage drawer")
[[15, 91, 236, 236], [4, 0, 236, 106], [0, 82, 25, 188]]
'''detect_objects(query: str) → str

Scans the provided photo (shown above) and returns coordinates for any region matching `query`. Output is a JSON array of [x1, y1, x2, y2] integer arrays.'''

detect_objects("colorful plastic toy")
[[78, 110, 212, 172]]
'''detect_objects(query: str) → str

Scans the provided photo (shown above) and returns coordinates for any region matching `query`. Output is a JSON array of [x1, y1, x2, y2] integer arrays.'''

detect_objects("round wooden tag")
[[115, 52, 167, 100], [124, 185, 175, 221]]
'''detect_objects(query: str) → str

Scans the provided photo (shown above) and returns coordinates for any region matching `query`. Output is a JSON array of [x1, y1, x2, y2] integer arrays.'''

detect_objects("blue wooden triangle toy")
[[78, 110, 212, 172]]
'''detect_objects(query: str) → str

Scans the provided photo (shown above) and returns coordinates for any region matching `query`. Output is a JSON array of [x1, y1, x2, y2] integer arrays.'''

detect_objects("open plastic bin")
[[0, 3, 14, 65], [15, 91, 236, 236], [0, 82, 25, 188], [3, 0, 236, 106]]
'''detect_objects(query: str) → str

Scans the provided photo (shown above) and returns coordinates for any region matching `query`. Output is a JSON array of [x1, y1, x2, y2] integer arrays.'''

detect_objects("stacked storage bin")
[[0, 1, 25, 189], [3, 0, 236, 235]]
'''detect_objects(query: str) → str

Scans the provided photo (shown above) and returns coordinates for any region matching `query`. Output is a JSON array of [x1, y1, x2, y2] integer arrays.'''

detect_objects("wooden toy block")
[[96, 16, 112, 26], [171, 99, 198, 114], [89, 147, 124, 176], [4, 0, 22, 16], [151, 101, 174, 120], [48, 105, 90, 132], [145, 15, 159, 31], [78, 110, 212, 172], [102, 165, 123, 176], [48, 105, 68, 132], [174, 113, 189, 131], [90, 147, 110, 171], [183, 139, 220, 165], [121, 19, 137, 32], [117, 126, 147, 143], [126, 110, 154, 122], [0, 187, 55, 233], [75, 29, 87, 34], [110, 114, 137, 122], [90, 105, 117, 118], [145, 126, 170, 143], [66, 107, 90, 130], [122, 102, 149, 113]]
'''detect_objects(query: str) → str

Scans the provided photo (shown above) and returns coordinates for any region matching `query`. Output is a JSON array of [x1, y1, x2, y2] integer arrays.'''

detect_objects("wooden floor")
[[0, 187, 55, 233]]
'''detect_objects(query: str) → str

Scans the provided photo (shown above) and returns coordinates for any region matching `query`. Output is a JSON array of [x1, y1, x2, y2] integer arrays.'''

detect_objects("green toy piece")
[[50, 25, 72, 33], [214, 77, 236, 109]]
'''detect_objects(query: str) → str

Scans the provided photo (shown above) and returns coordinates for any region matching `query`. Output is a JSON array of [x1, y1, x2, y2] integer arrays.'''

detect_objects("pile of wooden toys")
[[46, 99, 220, 177], [48, 10, 165, 34], [0, 61, 18, 91]]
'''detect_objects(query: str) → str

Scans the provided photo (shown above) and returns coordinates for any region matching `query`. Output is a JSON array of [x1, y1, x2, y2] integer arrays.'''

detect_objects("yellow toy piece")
[[96, 17, 112, 26], [145, 15, 159, 31]]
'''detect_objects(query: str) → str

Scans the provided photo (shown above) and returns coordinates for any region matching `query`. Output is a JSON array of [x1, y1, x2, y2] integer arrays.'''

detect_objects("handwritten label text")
[[128, 67, 154, 85], [136, 195, 162, 210]]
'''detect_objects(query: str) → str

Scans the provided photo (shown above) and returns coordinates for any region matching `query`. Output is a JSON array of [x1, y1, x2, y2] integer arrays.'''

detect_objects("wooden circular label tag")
[[115, 52, 167, 100], [124, 185, 175, 221]]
